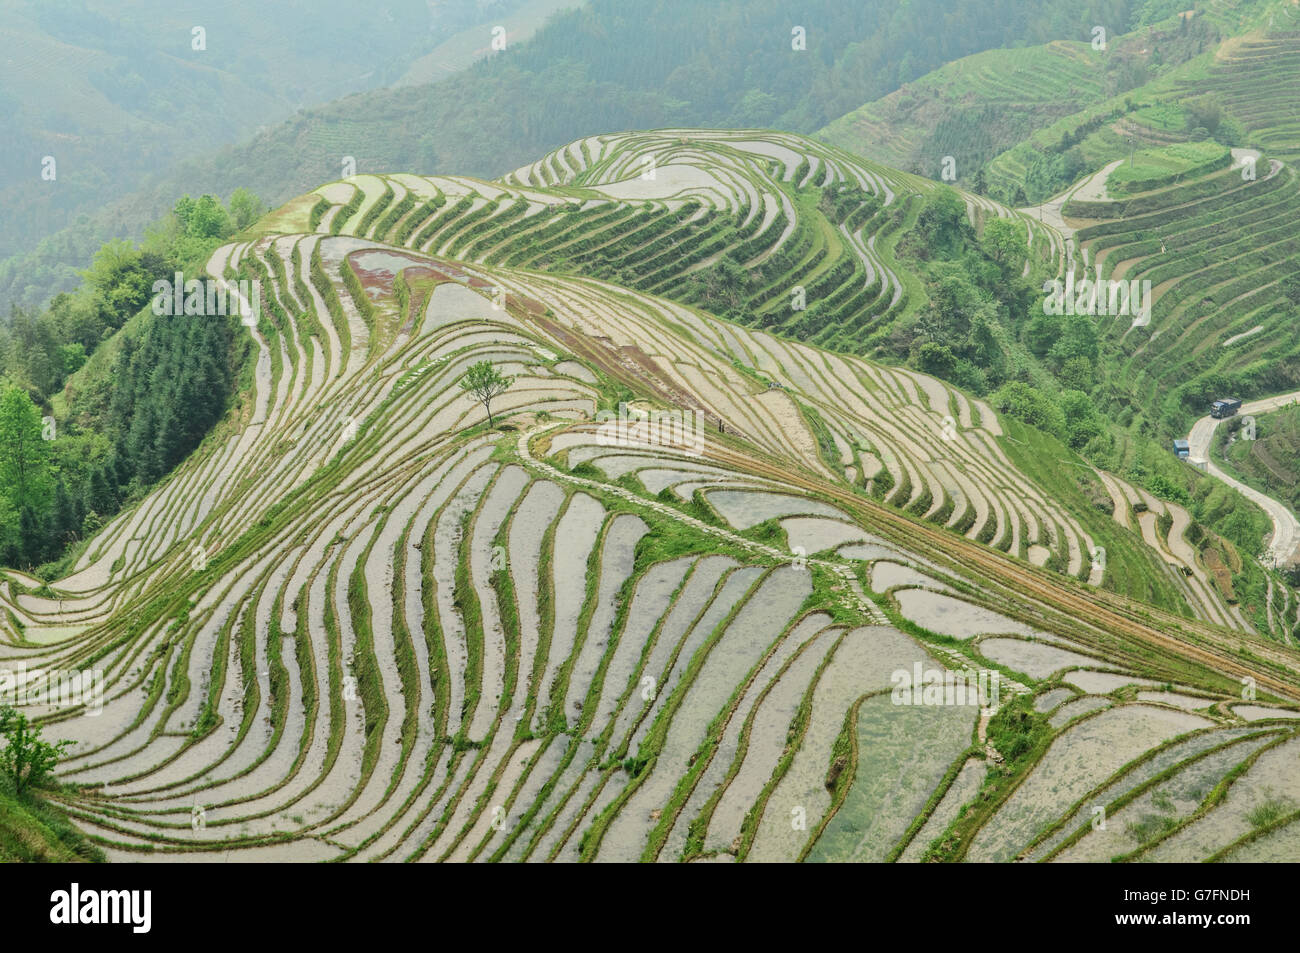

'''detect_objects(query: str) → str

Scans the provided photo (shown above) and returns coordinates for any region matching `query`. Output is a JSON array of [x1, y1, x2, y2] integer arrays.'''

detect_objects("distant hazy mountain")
[[0, 0, 560, 311]]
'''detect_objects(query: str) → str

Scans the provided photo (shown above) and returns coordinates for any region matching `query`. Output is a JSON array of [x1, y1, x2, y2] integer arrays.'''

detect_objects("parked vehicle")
[[1211, 398, 1242, 419]]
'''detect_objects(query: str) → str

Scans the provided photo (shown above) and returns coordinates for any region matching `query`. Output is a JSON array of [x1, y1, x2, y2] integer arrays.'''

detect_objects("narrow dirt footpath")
[[515, 424, 890, 624]]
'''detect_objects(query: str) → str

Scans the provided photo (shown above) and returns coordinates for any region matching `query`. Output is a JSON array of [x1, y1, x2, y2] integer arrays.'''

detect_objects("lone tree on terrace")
[[0, 707, 72, 795], [459, 361, 514, 429]]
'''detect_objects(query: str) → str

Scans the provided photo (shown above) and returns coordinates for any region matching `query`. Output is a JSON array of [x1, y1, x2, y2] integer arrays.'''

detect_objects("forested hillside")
[[0, 192, 255, 569]]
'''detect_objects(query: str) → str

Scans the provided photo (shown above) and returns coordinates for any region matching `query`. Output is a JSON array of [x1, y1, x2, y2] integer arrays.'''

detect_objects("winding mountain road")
[[1017, 149, 1268, 261], [1187, 391, 1300, 567], [1018, 160, 1121, 241]]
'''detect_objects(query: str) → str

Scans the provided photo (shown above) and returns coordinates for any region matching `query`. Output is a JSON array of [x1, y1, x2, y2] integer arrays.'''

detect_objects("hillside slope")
[[819, 41, 1117, 180], [289, 131, 1286, 635], [2, 134, 1299, 861], [812, 2, 1300, 641], [284, 130, 1064, 362], [0, 786, 101, 862], [0, 0, 1140, 315], [817, 1, 1297, 207]]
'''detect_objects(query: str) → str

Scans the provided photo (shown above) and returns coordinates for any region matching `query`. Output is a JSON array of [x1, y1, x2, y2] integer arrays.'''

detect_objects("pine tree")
[[0, 387, 55, 561]]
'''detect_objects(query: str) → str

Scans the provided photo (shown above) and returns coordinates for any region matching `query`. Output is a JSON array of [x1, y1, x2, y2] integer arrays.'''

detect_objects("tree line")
[[0, 190, 261, 570]]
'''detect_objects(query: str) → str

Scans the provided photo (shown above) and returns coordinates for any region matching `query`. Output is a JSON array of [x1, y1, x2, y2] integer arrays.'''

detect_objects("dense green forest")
[[887, 188, 1115, 463], [0, 0, 1137, 316], [0, 191, 259, 569]]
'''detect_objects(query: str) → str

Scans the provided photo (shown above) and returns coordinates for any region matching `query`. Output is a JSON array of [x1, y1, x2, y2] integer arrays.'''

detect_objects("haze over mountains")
[[1, 0, 1137, 313], [0, 0, 573, 313]]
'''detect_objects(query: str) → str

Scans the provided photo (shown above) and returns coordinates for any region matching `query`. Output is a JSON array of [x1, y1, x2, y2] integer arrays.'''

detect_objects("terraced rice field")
[[1179, 30, 1300, 165], [820, 41, 1108, 177], [274, 129, 1063, 358], [1065, 144, 1300, 421], [4, 132, 1300, 862]]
